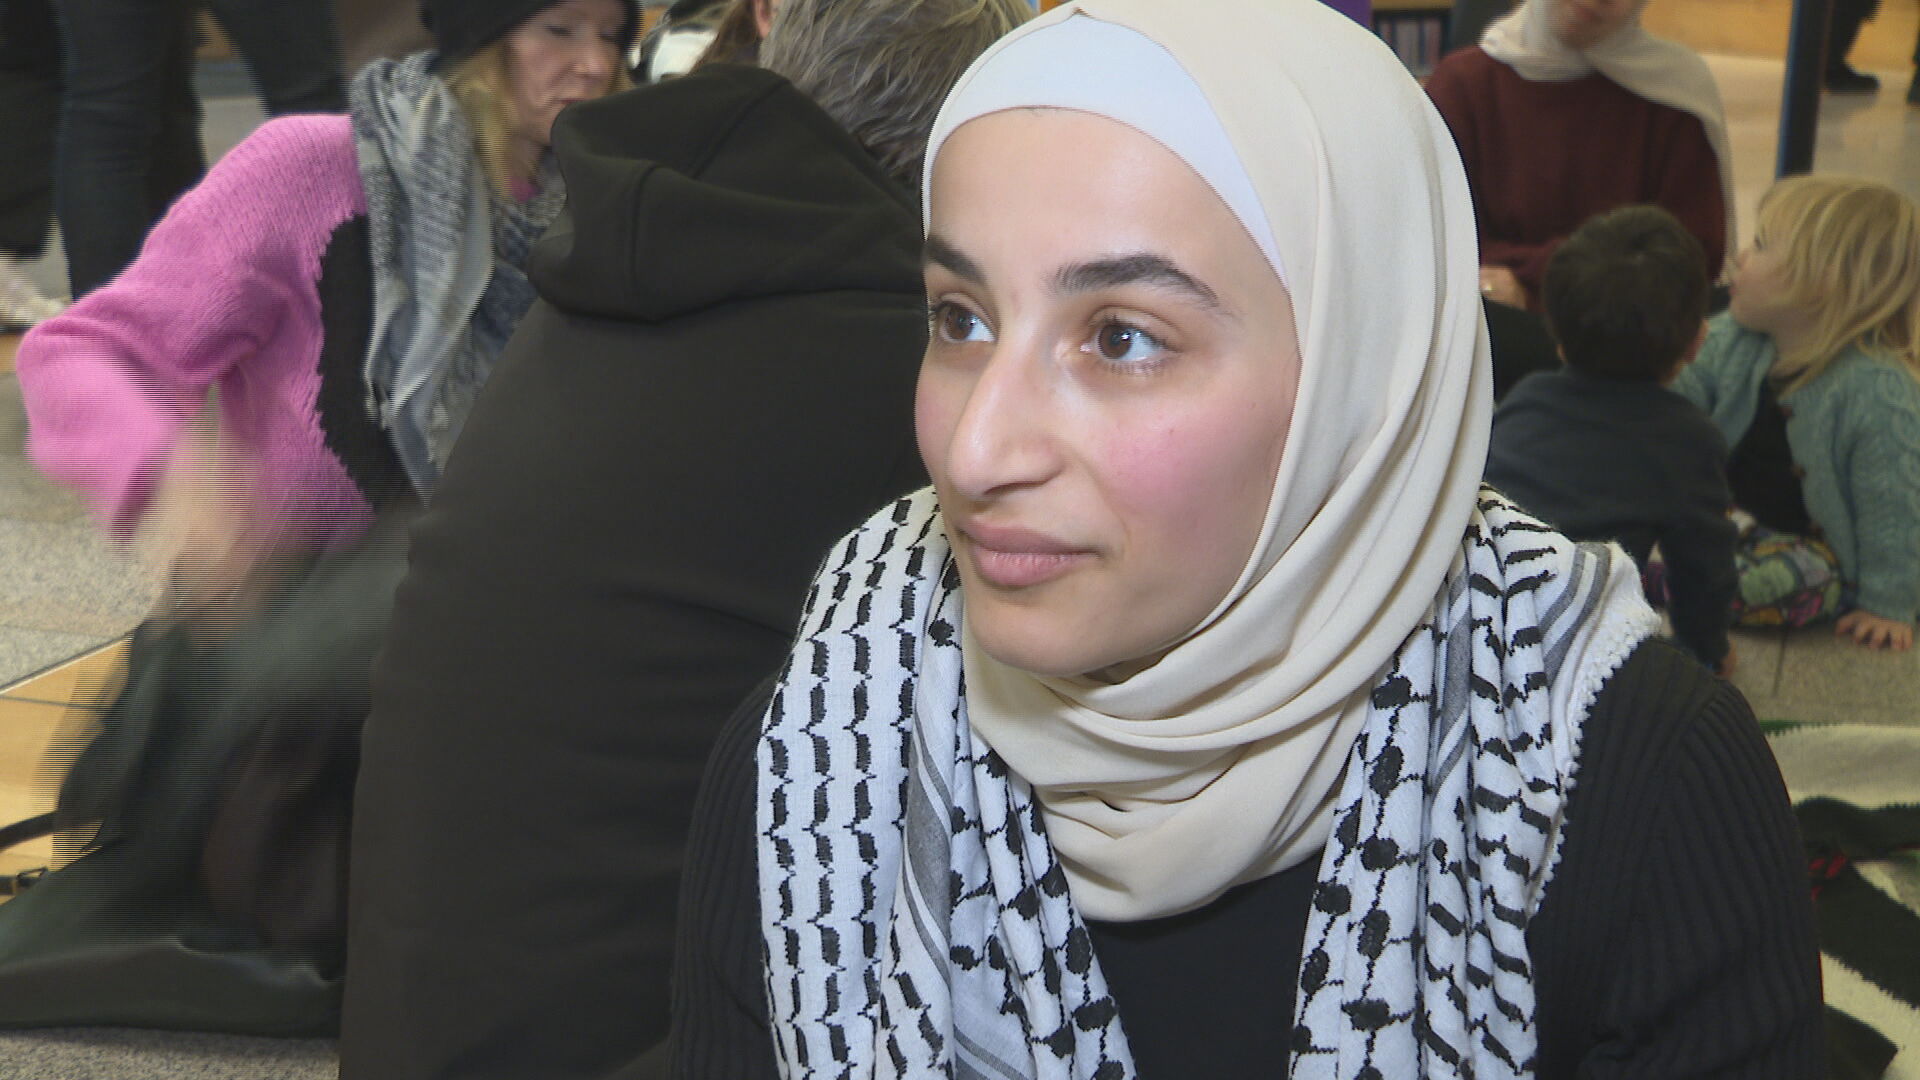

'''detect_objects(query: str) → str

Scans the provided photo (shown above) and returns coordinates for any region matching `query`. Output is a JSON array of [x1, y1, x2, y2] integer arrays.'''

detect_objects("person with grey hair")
[[761, 0, 1030, 187], [337, 2, 1029, 1078]]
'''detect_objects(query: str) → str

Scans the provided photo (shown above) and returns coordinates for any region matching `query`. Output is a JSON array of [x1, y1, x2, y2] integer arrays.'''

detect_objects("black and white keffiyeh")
[[758, 487, 1659, 1079], [349, 52, 564, 496]]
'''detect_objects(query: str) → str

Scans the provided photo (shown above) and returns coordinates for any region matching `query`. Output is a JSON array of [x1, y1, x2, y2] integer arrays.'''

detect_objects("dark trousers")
[[0, 0, 61, 259], [50, 0, 202, 295], [50, 0, 346, 297], [1827, 0, 1879, 72], [212, 0, 350, 117]]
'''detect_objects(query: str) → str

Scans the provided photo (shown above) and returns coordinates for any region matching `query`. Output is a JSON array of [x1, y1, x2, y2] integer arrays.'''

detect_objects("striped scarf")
[[349, 52, 563, 496]]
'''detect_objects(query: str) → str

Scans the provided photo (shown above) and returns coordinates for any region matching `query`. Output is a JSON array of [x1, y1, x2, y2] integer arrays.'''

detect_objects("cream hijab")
[[923, 0, 1493, 921], [1481, 0, 1738, 273]]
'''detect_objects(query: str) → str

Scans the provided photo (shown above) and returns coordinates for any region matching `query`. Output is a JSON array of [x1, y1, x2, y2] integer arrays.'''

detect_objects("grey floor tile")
[[1737, 695, 1792, 725], [0, 625, 107, 690], [0, 518, 156, 638], [0, 375, 25, 457], [1772, 626, 1920, 712], [1777, 701, 1920, 728], [0, 458, 88, 524], [0, 1027, 335, 1080], [1723, 626, 1786, 700]]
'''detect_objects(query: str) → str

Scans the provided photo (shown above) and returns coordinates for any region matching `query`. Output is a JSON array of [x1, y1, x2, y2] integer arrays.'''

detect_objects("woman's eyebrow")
[[1052, 253, 1223, 312], [924, 233, 986, 284]]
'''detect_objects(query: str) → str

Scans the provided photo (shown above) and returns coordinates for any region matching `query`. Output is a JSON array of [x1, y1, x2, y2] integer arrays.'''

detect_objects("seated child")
[[1674, 175, 1920, 652], [1487, 205, 1737, 674]]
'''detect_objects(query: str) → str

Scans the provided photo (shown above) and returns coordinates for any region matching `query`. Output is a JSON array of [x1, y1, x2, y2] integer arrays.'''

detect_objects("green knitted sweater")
[[1673, 313, 1920, 621]]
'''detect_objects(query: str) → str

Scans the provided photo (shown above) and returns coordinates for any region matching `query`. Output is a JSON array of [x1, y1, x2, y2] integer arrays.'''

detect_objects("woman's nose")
[[576, 41, 617, 81], [937, 345, 1065, 501]]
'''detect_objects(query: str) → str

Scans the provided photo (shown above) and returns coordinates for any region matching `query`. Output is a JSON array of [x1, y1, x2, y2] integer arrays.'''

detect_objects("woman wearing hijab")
[[654, 2, 1823, 1077], [1425, 0, 1732, 312]]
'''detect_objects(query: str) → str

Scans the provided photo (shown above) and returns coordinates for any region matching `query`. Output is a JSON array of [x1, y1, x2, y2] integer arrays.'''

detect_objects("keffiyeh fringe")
[[759, 488, 1659, 1080]]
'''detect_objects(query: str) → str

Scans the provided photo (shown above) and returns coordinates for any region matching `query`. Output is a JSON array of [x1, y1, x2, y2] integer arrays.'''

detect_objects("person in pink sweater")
[[18, 0, 637, 617]]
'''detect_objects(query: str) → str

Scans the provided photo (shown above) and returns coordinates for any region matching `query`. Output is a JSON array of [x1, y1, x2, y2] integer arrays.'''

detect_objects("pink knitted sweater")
[[18, 115, 374, 541]]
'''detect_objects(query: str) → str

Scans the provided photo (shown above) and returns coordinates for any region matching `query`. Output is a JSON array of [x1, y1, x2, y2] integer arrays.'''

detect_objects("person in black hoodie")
[[337, 1, 1032, 1078]]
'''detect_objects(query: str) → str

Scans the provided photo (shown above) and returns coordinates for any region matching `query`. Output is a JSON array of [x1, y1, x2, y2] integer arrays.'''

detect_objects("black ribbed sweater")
[[646, 640, 1824, 1079]]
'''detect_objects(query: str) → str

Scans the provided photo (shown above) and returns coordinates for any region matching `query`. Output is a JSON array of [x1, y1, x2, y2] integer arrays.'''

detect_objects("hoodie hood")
[[529, 64, 924, 323]]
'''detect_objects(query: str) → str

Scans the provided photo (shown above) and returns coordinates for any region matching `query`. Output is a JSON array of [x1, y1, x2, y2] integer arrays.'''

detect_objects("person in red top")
[[1426, 0, 1732, 312]]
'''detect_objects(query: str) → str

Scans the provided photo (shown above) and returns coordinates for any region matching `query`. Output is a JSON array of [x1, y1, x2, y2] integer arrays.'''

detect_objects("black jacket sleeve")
[[650, 676, 781, 1080], [1531, 640, 1825, 1078]]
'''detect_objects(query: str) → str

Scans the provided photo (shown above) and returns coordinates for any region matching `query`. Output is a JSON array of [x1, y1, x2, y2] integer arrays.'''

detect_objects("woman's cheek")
[[1099, 423, 1231, 538], [914, 366, 960, 485], [1098, 402, 1281, 566]]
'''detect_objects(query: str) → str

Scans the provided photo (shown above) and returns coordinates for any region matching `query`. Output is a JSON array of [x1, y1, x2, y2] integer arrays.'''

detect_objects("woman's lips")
[[958, 523, 1092, 589]]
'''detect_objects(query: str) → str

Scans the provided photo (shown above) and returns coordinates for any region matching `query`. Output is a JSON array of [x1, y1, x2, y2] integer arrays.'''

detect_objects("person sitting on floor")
[[2, 0, 636, 1030], [655, 2, 1824, 1077], [19, 0, 637, 606], [1425, 0, 1732, 313], [339, 1, 1031, 1077], [1486, 204, 1737, 676], [1674, 174, 1920, 652]]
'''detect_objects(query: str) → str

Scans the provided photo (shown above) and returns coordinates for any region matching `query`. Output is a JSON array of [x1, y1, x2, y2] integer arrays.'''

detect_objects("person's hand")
[[1714, 643, 1739, 679], [1834, 610, 1914, 651], [1479, 265, 1528, 309], [136, 430, 282, 635]]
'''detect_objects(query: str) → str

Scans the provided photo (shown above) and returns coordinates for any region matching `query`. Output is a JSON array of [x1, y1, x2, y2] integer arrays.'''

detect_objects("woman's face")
[[918, 109, 1301, 679], [752, 0, 783, 38], [504, 0, 626, 154], [1549, 0, 1637, 49]]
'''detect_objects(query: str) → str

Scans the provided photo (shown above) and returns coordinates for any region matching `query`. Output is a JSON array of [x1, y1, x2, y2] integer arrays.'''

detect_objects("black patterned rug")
[[1764, 721, 1920, 1080]]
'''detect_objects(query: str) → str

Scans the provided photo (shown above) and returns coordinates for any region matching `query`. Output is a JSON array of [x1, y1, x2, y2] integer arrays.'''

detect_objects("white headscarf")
[[1480, 0, 1738, 273], [923, 0, 1492, 921]]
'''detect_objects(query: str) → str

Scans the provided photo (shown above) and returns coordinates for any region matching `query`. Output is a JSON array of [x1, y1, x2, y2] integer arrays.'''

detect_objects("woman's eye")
[[545, 22, 574, 37], [1088, 320, 1167, 365], [931, 302, 994, 345]]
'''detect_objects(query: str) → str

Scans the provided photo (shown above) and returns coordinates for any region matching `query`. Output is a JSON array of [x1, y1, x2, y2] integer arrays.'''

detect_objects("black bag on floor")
[[0, 511, 412, 1035]]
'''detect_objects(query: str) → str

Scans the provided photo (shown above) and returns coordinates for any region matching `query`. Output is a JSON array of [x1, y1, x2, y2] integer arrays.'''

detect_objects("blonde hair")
[[445, 36, 633, 199], [1755, 174, 1920, 392]]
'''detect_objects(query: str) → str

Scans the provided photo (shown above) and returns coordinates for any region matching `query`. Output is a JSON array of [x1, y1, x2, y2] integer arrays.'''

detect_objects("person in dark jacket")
[[338, 1, 1031, 1077], [1487, 205, 1738, 675]]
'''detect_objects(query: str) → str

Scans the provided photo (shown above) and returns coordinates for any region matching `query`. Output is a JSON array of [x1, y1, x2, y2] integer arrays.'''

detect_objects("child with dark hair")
[[1487, 204, 1738, 674]]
